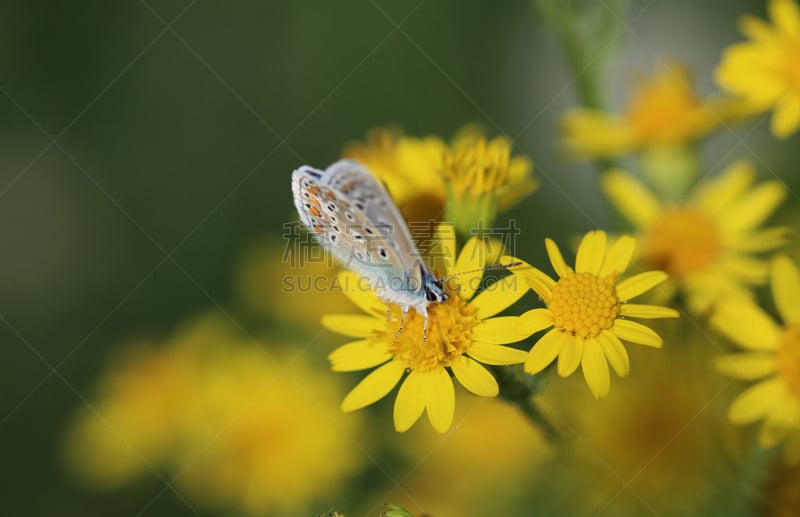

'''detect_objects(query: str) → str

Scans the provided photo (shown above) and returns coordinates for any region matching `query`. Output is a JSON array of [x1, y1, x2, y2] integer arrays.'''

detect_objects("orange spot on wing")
[[313, 226, 323, 234]]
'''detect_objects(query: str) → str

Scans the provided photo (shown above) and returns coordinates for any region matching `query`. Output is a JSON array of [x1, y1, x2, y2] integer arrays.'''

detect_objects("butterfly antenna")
[[441, 261, 523, 281]]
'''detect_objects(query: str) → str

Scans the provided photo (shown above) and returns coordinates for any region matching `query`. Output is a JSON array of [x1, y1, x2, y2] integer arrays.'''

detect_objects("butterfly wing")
[[292, 160, 427, 299]]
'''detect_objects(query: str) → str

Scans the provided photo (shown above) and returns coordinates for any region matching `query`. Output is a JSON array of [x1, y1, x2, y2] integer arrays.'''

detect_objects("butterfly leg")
[[385, 303, 391, 322], [422, 312, 429, 343], [394, 305, 410, 338]]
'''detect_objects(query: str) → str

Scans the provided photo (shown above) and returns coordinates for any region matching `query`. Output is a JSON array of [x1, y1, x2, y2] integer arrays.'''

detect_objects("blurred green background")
[[1, 0, 795, 515]]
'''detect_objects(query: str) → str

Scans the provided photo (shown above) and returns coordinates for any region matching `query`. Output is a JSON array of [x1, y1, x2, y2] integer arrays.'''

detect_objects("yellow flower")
[[62, 340, 194, 489], [441, 126, 538, 232], [342, 126, 448, 224], [561, 62, 739, 158], [711, 254, 800, 463], [323, 227, 529, 433], [602, 162, 789, 314], [63, 314, 364, 515], [532, 344, 735, 515], [389, 398, 550, 517], [716, 0, 800, 138], [512, 230, 679, 399], [235, 239, 353, 326], [343, 125, 537, 233]]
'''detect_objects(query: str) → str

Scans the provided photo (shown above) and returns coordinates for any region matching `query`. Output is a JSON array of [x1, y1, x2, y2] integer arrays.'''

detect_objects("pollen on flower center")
[[385, 287, 478, 372], [777, 324, 800, 397], [642, 208, 721, 278], [548, 272, 619, 339]]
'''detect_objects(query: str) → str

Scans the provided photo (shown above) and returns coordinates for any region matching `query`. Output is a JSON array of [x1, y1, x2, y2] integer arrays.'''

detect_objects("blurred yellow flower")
[[63, 314, 364, 516], [716, 0, 800, 138], [533, 345, 735, 516], [512, 230, 678, 399], [62, 340, 194, 489], [235, 239, 354, 326], [602, 162, 789, 314], [323, 229, 529, 433], [561, 62, 738, 158], [441, 126, 538, 232], [389, 398, 551, 517], [711, 254, 800, 464]]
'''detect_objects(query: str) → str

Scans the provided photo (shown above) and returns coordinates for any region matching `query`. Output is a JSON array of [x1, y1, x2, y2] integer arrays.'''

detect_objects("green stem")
[[496, 365, 560, 442]]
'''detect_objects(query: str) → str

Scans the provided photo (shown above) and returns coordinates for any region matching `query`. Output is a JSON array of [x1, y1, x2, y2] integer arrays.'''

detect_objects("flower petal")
[[620, 304, 680, 319], [322, 314, 380, 338], [770, 0, 800, 37], [771, 254, 800, 325], [616, 271, 668, 301], [715, 353, 777, 380], [599, 235, 636, 277], [450, 356, 499, 397], [597, 331, 630, 377], [761, 401, 800, 447], [693, 160, 755, 214], [473, 316, 528, 345], [611, 319, 663, 348], [453, 237, 486, 300], [771, 93, 800, 138], [426, 368, 456, 433], [581, 340, 610, 399], [342, 360, 405, 412], [545, 238, 573, 278], [502, 255, 555, 299], [710, 299, 781, 351], [468, 343, 527, 365], [515, 309, 554, 337], [728, 377, 783, 424], [557, 333, 584, 377], [394, 370, 428, 433], [575, 230, 607, 274], [719, 180, 786, 232], [338, 271, 384, 316], [470, 273, 529, 319], [524, 329, 564, 374], [329, 339, 391, 372], [601, 170, 662, 228]]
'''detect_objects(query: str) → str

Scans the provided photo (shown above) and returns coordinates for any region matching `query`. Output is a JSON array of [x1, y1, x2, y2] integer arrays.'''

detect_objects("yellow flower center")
[[548, 272, 619, 339], [625, 70, 701, 142], [642, 208, 722, 278], [777, 324, 800, 397], [386, 287, 477, 372]]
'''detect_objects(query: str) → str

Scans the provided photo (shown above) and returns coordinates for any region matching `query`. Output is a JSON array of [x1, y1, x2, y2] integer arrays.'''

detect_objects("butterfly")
[[291, 159, 447, 338]]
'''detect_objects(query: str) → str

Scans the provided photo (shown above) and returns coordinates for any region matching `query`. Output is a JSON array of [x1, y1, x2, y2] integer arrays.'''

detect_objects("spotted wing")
[[291, 160, 426, 296]]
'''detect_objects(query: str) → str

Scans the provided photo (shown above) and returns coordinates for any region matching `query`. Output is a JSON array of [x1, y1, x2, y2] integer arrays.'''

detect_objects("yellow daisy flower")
[[323, 229, 529, 433], [711, 254, 800, 463], [512, 230, 679, 399], [602, 162, 788, 314], [561, 62, 740, 159], [716, 0, 800, 138]]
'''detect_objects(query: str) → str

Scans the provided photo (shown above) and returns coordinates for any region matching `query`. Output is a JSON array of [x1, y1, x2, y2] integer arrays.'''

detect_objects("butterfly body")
[[291, 159, 447, 332]]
